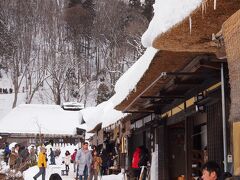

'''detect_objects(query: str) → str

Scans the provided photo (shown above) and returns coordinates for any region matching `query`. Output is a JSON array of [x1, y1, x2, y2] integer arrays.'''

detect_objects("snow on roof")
[[111, 47, 158, 107], [0, 104, 81, 135], [78, 48, 158, 131], [68, 2, 205, 130], [80, 100, 126, 132], [141, 0, 202, 47]]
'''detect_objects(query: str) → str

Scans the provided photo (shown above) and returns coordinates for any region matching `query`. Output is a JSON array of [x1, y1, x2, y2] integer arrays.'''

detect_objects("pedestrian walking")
[[14, 144, 21, 169], [64, 150, 71, 173], [49, 148, 56, 165], [4, 142, 11, 165], [76, 142, 92, 180], [89, 150, 102, 180], [71, 149, 78, 172], [29, 146, 37, 166], [9, 147, 18, 169], [100, 149, 110, 175], [33, 146, 47, 180]]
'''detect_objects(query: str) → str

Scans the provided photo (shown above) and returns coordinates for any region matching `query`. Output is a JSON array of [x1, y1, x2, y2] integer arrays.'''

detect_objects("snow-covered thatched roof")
[[143, 0, 240, 53], [113, 0, 240, 111], [0, 104, 82, 135], [142, 0, 202, 48]]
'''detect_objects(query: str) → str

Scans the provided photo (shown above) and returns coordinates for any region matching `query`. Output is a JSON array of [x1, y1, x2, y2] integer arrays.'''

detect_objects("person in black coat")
[[49, 148, 56, 165], [138, 146, 149, 180]]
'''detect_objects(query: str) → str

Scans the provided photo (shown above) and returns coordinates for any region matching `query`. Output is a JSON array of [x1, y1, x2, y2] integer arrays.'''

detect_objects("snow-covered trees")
[[0, 0, 151, 107]]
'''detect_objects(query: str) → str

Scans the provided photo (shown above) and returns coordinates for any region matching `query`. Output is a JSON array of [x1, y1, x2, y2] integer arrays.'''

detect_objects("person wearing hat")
[[33, 146, 47, 180]]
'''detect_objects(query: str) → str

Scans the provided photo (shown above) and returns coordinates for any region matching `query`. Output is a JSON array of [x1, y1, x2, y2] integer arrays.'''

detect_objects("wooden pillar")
[[207, 102, 223, 167], [233, 122, 240, 175], [158, 121, 169, 180], [185, 117, 193, 180], [223, 9, 240, 175]]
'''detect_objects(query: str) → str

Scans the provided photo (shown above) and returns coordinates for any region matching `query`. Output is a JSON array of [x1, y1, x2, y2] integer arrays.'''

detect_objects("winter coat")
[[4, 146, 11, 162], [4, 146, 11, 156], [92, 156, 102, 173], [71, 151, 77, 161], [49, 150, 55, 159], [132, 147, 141, 169], [37, 152, 47, 168], [9, 152, 18, 167], [64, 155, 71, 165], [76, 149, 92, 175]]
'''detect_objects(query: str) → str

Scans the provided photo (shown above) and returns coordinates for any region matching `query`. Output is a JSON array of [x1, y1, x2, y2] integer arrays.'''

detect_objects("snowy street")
[[24, 160, 124, 180]]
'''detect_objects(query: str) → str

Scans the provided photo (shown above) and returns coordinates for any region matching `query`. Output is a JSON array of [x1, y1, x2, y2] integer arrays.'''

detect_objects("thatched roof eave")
[[152, 0, 240, 54], [115, 51, 208, 112]]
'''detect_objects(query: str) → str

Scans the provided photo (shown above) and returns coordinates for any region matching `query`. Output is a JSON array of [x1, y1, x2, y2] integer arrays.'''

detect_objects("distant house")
[[0, 104, 84, 147], [61, 102, 85, 111]]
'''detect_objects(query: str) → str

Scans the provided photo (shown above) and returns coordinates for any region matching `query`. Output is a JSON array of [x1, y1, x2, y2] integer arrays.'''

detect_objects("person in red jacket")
[[132, 147, 142, 179], [71, 149, 78, 173]]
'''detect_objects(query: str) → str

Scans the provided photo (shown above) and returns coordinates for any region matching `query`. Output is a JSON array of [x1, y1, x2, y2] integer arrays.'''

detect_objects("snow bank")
[[142, 0, 202, 47], [0, 104, 81, 135]]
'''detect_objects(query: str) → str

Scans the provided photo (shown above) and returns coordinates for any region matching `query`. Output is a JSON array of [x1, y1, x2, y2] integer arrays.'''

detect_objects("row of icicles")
[[189, 0, 217, 34]]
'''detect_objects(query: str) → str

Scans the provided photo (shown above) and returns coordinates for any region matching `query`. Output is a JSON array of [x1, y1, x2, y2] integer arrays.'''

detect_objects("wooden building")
[[0, 104, 84, 147], [114, 1, 240, 179]]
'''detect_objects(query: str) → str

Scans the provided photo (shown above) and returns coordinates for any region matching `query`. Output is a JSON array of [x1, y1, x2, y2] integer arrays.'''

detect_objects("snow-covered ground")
[[24, 164, 124, 180]]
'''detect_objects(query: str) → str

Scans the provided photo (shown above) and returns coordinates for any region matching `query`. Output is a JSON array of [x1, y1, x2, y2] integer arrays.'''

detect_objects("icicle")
[[134, 87, 137, 92], [201, 0, 207, 17], [214, 0, 217, 10], [189, 16, 192, 35]]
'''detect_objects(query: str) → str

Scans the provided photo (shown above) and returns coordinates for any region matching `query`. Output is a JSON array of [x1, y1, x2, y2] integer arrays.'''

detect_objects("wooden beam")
[[141, 95, 185, 99], [199, 60, 221, 70], [124, 110, 153, 114], [174, 78, 203, 86], [166, 72, 210, 76]]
